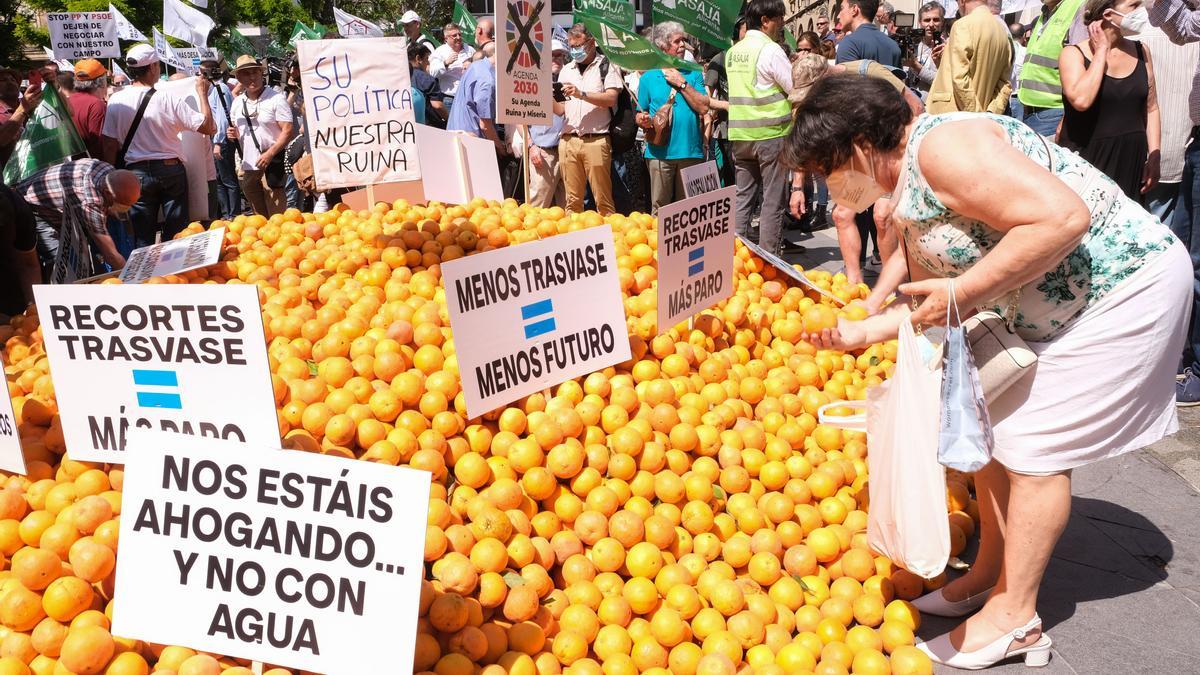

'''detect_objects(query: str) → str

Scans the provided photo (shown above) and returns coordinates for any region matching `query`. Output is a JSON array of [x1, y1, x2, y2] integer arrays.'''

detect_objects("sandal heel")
[[1023, 644, 1052, 667]]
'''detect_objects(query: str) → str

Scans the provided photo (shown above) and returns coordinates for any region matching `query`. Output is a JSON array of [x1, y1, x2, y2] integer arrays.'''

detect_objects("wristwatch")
[[789, 185, 804, 192]]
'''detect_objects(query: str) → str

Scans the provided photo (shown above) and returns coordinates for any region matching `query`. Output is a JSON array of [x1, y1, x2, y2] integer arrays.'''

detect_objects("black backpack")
[[597, 58, 637, 155]]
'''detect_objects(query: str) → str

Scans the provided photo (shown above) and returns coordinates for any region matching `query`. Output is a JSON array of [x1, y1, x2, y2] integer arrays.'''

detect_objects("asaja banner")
[[575, 14, 700, 72], [47, 12, 120, 59], [651, 0, 741, 51], [497, 0, 554, 125], [574, 0, 635, 31], [442, 226, 631, 418], [297, 37, 421, 190], [113, 430, 431, 674], [657, 186, 736, 332], [33, 284, 280, 463]]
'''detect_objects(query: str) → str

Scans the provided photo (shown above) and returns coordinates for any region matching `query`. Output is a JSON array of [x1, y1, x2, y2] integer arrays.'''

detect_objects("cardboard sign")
[[113, 430, 431, 674], [297, 38, 420, 190], [736, 235, 847, 305], [657, 186, 736, 333], [50, 209, 93, 285], [0, 356, 26, 475], [681, 160, 720, 199], [119, 228, 225, 284], [33, 285, 279, 463], [443, 226, 631, 418], [416, 126, 503, 204], [496, 0, 554, 125], [47, 12, 119, 59]]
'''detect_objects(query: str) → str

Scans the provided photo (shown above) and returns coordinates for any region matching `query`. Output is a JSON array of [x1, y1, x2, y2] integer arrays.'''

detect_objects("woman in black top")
[[1059, 0, 1159, 201]]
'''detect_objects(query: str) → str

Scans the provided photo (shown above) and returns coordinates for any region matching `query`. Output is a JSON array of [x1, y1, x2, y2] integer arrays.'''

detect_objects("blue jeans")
[[1145, 181, 1181, 226], [1008, 95, 1024, 122], [128, 160, 189, 247], [1023, 108, 1063, 138], [214, 139, 240, 219], [1172, 138, 1200, 373]]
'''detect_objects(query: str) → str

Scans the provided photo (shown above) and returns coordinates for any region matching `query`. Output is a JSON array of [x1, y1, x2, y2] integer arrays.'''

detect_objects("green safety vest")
[[727, 31, 792, 142], [1018, 0, 1087, 109]]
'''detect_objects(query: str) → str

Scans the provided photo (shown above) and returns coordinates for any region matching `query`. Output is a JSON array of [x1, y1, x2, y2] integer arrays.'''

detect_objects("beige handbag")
[[962, 302, 1037, 401]]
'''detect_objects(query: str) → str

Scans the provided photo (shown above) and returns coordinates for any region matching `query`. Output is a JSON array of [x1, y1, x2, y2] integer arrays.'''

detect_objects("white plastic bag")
[[865, 319, 950, 578], [938, 281, 994, 473]]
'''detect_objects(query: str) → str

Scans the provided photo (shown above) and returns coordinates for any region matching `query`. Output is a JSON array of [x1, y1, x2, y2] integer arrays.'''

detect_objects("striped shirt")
[[1149, 0, 1200, 127], [1134, 28, 1200, 182], [15, 158, 112, 237]]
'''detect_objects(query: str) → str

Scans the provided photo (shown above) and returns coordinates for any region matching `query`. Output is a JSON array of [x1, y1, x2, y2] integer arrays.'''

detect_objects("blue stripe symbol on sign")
[[132, 369, 182, 409], [521, 299, 556, 339], [688, 247, 705, 277]]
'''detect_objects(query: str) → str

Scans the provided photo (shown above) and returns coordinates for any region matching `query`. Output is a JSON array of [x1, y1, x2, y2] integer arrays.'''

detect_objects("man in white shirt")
[[430, 23, 476, 109], [227, 56, 294, 217], [101, 43, 215, 247], [905, 2, 946, 97], [555, 23, 624, 215], [401, 10, 437, 53]]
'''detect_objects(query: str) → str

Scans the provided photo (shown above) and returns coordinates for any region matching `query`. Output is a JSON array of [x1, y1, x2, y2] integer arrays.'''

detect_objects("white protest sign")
[[33, 284, 279, 463], [496, 0, 554, 125], [736, 235, 847, 305], [154, 27, 194, 73], [0, 357, 26, 475], [47, 12, 120, 60], [681, 160, 721, 198], [119, 228, 225, 284], [443, 226, 632, 418], [657, 186, 736, 333], [113, 430, 431, 674], [298, 37, 420, 190], [416, 126, 504, 204]]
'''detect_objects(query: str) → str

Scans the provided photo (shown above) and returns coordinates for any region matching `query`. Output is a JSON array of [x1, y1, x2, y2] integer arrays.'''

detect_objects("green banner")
[[222, 29, 259, 61], [453, 1, 478, 47], [422, 27, 443, 48], [784, 29, 797, 51], [650, 0, 740, 51], [289, 20, 322, 46], [574, 0, 635, 31], [3, 85, 86, 185], [266, 40, 290, 58], [576, 14, 700, 72]]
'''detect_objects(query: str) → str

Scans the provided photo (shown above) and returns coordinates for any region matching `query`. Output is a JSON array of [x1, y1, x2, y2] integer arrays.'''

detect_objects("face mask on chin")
[[826, 149, 889, 214], [1111, 7, 1148, 36]]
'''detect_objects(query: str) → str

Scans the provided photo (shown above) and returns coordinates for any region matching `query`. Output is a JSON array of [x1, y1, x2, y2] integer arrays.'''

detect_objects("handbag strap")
[[117, 87, 157, 166]]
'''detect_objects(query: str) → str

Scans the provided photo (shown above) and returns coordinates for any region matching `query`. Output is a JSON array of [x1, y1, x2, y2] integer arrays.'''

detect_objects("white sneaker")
[[917, 614, 1052, 670], [911, 585, 995, 617]]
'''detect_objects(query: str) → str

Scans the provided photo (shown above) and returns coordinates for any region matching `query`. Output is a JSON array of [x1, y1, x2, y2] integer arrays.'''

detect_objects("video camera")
[[891, 12, 925, 61]]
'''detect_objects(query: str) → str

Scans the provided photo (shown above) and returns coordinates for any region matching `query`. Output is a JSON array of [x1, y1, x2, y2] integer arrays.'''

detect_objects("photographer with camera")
[[927, 0, 1013, 114], [901, 3, 947, 97], [200, 54, 240, 220]]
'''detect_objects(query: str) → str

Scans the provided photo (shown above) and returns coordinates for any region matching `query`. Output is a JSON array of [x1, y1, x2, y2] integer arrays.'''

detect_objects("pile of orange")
[[0, 199, 978, 674]]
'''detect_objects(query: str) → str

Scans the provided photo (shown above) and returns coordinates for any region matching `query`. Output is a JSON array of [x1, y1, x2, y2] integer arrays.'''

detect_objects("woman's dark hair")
[[783, 73, 912, 175], [797, 31, 822, 50], [745, 0, 786, 29]]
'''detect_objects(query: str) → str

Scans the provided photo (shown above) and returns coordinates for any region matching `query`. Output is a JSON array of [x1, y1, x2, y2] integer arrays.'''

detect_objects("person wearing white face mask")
[[1059, 0, 1159, 199], [788, 73, 1189, 671]]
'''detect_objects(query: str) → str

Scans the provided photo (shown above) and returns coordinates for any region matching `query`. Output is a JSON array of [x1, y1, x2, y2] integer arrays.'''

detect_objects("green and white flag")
[[289, 20, 322, 46], [3, 85, 86, 185], [576, 14, 700, 72], [650, 0, 741, 51], [574, 0, 635, 31], [220, 28, 258, 63], [422, 27, 442, 47], [453, 0, 478, 47]]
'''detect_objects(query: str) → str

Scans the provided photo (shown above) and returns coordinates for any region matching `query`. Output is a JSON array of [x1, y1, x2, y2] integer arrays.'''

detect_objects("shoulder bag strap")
[[117, 87, 157, 166], [243, 99, 263, 153]]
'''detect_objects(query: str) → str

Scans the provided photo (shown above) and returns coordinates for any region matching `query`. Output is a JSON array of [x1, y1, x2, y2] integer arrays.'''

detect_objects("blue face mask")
[[570, 46, 588, 63]]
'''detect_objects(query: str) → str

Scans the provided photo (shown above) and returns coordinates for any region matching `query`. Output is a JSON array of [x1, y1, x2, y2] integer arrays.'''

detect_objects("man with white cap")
[[401, 10, 436, 52], [101, 44, 216, 247]]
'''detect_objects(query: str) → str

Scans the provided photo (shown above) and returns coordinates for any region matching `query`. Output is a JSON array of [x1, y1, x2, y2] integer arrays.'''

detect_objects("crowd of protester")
[[4, 0, 1200, 411]]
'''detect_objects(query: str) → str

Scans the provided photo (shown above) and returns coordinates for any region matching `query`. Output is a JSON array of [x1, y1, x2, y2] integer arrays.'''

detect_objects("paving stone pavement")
[[782, 224, 1200, 674]]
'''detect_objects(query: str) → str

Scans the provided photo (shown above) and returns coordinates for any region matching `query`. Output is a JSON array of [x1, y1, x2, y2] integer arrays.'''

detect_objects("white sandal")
[[916, 614, 1052, 670], [911, 585, 994, 617]]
